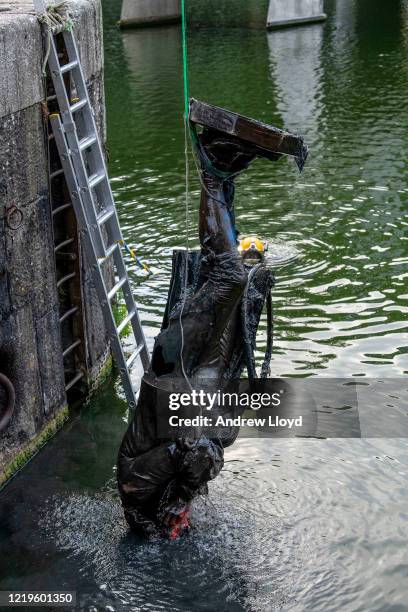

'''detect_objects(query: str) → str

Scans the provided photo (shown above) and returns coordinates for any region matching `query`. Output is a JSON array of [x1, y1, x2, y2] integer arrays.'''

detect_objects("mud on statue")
[[117, 100, 308, 539]]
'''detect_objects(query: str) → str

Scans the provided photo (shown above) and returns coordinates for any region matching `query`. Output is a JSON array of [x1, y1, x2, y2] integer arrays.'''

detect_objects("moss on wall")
[[0, 350, 113, 490], [0, 405, 69, 489], [90, 352, 113, 394]]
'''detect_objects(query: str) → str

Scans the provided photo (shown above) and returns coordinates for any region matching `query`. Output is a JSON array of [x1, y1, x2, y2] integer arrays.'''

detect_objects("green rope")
[[181, 0, 189, 121]]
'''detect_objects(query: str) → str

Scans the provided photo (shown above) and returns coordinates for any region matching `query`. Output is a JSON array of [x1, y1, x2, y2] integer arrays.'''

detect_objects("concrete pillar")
[[120, 0, 181, 28], [267, 0, 326, 29], [0, 0, 112, 486]]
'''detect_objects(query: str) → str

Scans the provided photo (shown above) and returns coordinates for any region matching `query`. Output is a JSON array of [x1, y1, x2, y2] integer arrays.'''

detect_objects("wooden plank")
[[189, 98, 308, 170]]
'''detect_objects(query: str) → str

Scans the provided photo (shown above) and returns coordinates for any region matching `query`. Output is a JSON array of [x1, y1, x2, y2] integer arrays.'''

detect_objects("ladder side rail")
[[71, 105, 122, 244], [45, 34, 107, 257], [100, 206, 151, 368], [50, 114, 139, 408], [112, 247, 150, 371], [62, 28, 150, 367], [62, 30, 122, 244]]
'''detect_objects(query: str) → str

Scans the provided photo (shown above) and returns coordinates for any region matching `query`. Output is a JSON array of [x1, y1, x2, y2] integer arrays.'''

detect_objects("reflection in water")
[[186, 0, 269, 29], [113, 2, 408, 377], [0, 392, 407, 611], [0, 1, 407, 610], [267, 23, 324, 139], [331, 0, 356, 58]]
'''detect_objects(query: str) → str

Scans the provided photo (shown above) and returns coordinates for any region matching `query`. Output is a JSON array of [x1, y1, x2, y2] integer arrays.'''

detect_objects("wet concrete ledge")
[[119, 14, 181, 29], [267, 0, 326, 30], [267, 14, 327, 29], [0, 0, 112, 486]]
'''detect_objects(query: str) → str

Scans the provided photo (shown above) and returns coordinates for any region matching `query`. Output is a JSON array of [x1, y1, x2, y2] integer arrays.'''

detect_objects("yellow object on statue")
[[238, 236, 265, 254]]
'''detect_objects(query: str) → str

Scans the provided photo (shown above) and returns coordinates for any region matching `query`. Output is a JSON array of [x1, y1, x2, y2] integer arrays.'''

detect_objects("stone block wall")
[[0, 0, 111, 485]]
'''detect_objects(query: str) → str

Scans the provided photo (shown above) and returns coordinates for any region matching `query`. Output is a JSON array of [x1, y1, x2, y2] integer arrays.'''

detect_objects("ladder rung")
[[65, 371, 84, 391], [60, 60, 79, 74], [54, 237, 75, 253], [46, 94, 57, 103], [97, 208, 115, 226], [108, 277, 127, 300], [70, 98, 87, 113], [50, 168, 64, 180], [59, 306, 79, 324], [88, 172, 105, 189], [126, 344, 144, 369], [43, 27, 150, 402], [79, 135, 97, 151], [117, 309, 136, 335], [52, 202, 71, 216], [98, 242, 118, 264], [57, 271, 76, 289], [63, 339, 81, 358]]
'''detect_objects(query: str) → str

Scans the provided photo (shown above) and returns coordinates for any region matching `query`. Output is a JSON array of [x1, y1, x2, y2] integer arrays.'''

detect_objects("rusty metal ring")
[[0, 373, 15, 432], [5, 205, 24, 230]]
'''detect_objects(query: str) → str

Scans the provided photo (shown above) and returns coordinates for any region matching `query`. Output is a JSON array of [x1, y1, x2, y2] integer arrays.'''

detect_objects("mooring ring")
[[5, 205, 24, 230], [0, 373, 15, 432]]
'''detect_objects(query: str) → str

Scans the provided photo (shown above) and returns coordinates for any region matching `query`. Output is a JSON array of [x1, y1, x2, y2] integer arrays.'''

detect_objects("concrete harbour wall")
[[118, 0, 326, 30], [0, 0, 112, 486], [120, 0, 181, 28], [267, 0, 326, 29]]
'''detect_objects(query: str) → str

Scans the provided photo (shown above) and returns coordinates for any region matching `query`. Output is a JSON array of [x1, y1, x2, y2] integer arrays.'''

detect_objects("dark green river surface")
[[1, 0, 408, 610]]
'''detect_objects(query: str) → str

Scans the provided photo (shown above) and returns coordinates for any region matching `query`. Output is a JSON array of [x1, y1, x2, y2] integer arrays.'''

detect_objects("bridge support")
[[267, 0, 326, 29], [120, 0, 181, 28]]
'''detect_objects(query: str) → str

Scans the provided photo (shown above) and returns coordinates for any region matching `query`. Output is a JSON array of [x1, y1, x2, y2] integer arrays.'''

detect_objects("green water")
[[187, 0, 269, 28], [0, 1, 407, 610], [104, 0, 408, 378]]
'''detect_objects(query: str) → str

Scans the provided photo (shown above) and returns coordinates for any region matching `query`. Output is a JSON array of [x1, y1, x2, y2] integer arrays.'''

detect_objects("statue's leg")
[[152, 131, 259, 378]]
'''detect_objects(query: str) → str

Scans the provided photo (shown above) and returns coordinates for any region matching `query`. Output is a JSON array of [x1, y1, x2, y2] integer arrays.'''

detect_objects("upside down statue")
[[117, 99, 308, 538]]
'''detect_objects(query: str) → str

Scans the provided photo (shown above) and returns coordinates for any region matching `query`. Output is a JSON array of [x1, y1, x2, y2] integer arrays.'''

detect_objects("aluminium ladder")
[[35, 0, 150, 409]]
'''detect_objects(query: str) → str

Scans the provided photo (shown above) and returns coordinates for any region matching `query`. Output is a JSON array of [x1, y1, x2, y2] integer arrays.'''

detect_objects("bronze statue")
[[117, 100, 308, 538]]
